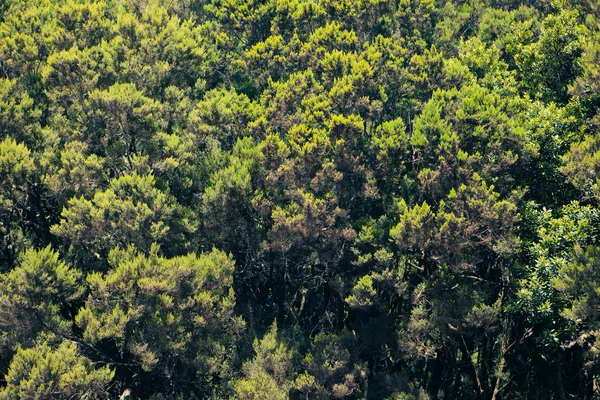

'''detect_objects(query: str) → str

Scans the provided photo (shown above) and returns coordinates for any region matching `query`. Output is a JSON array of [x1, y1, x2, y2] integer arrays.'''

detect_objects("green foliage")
[[562, 133, 600, 198], [43, 140, 108, 205], [514, 8, 584, 103], [0, 246, 83, 350], [0, 137, 35, 214], [1, 0, 599, 398], [303, 332, 368, 398], [76, 245, 244, 396], [556, 245, 600, 357], [188, 88, 261, 150], [86, 83, 163, 169], [0, 339, 114, 400], [51, 173, 196, 266], [0, 79, 41, 146], [345, 275, 376, 311], [234, 322, 294, 399], [0, 137, 39, 268]]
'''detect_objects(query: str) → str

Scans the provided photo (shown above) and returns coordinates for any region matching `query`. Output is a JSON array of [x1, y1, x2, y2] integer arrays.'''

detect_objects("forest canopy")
[[1, 0, 600, 398]]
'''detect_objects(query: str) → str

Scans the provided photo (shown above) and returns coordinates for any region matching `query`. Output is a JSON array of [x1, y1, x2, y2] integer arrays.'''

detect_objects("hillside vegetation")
[[1, 0, 600, 398]]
